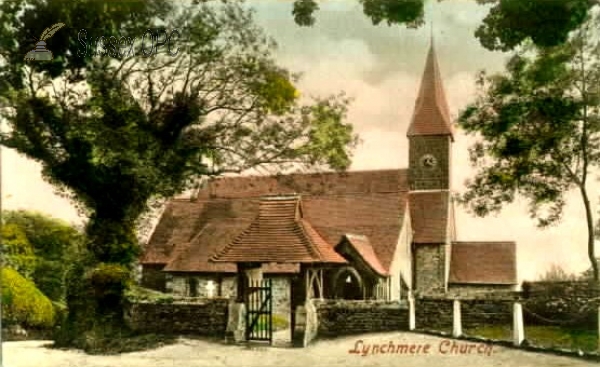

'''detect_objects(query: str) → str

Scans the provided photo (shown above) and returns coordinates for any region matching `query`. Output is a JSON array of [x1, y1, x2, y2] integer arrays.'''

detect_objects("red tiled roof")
[[407, 42, 454, 139], [141, 169, 409, 273], [163, 221, 299, 273], [409, 191, 450, 244], [339, 234, 388, 277], [199, 169, 408, 199], [211, 196, 347, 264], [449, 242, 517, 285]]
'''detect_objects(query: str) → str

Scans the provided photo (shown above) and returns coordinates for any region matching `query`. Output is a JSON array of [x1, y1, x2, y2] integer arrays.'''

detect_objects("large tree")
[[0, 0, 357, 347], [458, 13, 600, 281]]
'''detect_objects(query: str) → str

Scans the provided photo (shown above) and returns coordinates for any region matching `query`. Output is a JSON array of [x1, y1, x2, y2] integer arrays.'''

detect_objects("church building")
[[140, 42, 518, 315]]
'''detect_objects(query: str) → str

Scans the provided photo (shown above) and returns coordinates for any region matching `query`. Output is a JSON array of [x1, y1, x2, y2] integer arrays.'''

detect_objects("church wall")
[[408, 136, 451, 191], [168, 274, 291, 320], [387, 204, 413, 301], [141, 264, 166, 292], [414, 244, 447, 294]]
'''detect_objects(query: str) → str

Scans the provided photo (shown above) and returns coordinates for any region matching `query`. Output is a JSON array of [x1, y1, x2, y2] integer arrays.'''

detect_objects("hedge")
[[2, 268, 55, 328]]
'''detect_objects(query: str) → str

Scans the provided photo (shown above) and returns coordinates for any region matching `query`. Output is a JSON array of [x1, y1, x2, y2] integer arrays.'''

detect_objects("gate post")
[[225, 300, 247, 344], [452, 299, 462, 337], [513, 302, 524, 346], [408, 294, 416, 331]]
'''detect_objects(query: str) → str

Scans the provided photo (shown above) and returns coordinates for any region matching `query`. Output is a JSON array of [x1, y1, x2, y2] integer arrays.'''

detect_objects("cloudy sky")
[[4, 0, 598, 280]]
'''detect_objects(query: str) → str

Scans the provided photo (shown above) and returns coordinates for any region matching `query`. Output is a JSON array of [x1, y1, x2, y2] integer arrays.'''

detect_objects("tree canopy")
[[458, 13, 600, 280], [3, 210, 83, 302], [290, 0, 596, 51], [0, 0, 357, 262]]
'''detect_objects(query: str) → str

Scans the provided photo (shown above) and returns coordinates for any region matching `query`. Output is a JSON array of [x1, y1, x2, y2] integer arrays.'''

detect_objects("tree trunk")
[[580, 185, 599, 281], [55, 215, 140, 349]]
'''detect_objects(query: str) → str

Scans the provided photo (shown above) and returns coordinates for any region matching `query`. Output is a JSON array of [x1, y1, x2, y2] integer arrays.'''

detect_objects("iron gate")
[[245, 278, 273, 343]]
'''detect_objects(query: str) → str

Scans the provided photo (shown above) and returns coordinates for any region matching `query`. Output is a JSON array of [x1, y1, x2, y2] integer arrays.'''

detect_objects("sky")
[[3, 0, 598, 281]]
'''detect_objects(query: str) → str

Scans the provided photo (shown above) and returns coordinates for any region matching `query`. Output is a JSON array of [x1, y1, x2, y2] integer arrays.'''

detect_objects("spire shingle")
[[407, 41, 454, 140]]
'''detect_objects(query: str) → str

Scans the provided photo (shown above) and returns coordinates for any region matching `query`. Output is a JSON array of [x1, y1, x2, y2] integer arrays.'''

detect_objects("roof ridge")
[[211, 168, 406, 180], [298, 218, 324, 260]]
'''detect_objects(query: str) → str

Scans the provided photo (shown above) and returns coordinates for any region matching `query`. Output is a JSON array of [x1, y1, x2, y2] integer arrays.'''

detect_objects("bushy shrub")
[[2, 268, 55, 328], [125, 285, 174, 303], [87, 263, 131, 314]]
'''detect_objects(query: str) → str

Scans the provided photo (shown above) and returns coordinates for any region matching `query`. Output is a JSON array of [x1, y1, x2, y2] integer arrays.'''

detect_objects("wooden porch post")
[[236, 263, 246, 302]]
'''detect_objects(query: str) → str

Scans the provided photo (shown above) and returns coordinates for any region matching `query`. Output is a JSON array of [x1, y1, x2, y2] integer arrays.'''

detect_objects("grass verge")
[[466, 325, 598, 352]]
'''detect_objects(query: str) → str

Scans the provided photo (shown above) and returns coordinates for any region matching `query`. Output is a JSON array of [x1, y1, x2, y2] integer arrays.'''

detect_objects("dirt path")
[[5, 332, 597, 367]]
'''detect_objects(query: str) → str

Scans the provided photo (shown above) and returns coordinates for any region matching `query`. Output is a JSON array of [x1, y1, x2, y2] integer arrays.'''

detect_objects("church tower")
[[407, 39, 454, 191], [408, 39, 456, 295]]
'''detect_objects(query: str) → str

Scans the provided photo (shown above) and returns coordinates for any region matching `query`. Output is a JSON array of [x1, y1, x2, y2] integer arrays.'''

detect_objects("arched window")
[[332, 267, 364, 300]]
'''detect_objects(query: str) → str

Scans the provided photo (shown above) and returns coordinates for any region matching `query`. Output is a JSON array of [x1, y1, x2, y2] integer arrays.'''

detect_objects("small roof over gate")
[[211, 195, 347, 264]]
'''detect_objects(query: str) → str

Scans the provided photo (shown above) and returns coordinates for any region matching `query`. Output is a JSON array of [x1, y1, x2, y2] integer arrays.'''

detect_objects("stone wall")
[[125, 298, 229, 336], [521, 281, 600, 329], [447, 284, 519, 296], [414, 244, 446, 294], [461, 299, 513, 328], [315, 300, 408, 337], [415, 295, 515, 331], [414, 297, 453, 331]]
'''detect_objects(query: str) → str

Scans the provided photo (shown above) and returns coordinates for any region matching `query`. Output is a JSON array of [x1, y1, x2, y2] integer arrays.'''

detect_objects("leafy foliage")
[[538, 264, 580, 282], [0, 0, 173, 91], [124, 285, 174, 304], [1, 268, 55, 328], [475, 0, 592, 51], [458, 13, 600, 280], [292, 0, 425, 28], [0, 0, 357, 264], [2, 223, 37, 279], [289, 0, 597, 51], [292, 0, 320, 27], [360, 0, 425, 27], [3, 210, 83, 301]]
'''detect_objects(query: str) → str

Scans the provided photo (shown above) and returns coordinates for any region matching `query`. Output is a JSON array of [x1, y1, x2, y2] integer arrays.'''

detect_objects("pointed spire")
[[407, 36, 454, 140]]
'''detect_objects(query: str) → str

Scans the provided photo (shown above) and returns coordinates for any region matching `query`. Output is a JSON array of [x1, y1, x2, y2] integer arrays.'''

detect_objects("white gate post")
[[513, 302, 524, 346], [452, 299, 462, 337], [408, 294, 416, 331]]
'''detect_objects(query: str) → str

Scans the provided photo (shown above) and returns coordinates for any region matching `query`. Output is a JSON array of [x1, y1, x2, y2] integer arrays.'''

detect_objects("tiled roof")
[[339, 234, 388, 277], [163, 221, 299, 274], [449, 241, 517, 285], [409, 191, 451, 243], [211, 196, 347, 264], [199, 169, 408, 199], [407, 42, 454, 139], [141, 169, 409, 273]]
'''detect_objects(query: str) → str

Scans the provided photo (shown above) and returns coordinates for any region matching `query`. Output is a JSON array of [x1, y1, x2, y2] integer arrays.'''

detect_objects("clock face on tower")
[[420, 154, 437, 169]]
